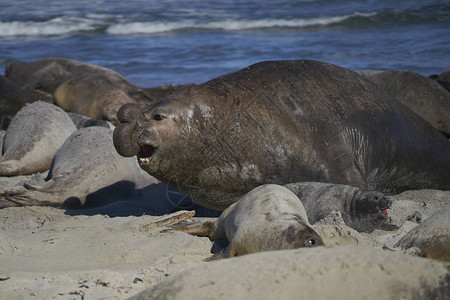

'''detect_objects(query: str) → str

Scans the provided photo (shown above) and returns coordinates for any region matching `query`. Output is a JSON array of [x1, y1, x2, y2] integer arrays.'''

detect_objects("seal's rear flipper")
[[167, 220, 215, 237], [0, 186, 61, 208], [0, 186, 32, 208], [0, 191, 46, 208], [0, 194, 23, 208]]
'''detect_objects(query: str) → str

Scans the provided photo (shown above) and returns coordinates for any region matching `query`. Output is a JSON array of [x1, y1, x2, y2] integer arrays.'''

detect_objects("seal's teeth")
[[139, 157, 151, 164]]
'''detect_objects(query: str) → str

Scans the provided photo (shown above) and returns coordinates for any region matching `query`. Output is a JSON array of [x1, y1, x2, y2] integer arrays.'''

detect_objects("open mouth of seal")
[[137, 145, 156, 166]]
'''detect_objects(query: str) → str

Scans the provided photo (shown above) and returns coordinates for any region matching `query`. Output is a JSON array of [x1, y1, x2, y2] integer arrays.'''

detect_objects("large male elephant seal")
[[178, 184, 324, 258], [0, 101, 77, 176], [0, 127, 157, 208], [143, 84, 196, 102], [113, 60, 450, 211], [5, 58, 152, 102], [54, 75, 137, 124]]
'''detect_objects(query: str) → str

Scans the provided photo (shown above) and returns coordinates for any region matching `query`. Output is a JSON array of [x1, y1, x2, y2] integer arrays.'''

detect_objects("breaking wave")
[[1, 4, 448, 38], [0, 12, 377, 37], [0, 16, 99, 37], [106, 13, 374, 35]]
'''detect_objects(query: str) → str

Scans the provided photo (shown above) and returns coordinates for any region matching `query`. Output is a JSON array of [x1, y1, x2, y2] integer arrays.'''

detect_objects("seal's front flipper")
[[346, 190, 398, 233], [0, 160, 21, 177], [203, 252, 224, 262]]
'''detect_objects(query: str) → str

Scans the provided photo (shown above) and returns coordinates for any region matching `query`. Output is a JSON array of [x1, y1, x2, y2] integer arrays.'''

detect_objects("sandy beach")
[[1, 175, 448, 299]]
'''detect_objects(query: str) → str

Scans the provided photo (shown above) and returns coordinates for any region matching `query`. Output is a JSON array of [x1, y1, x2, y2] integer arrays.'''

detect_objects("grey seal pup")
[[1, 127, 156, 208], [178, 184, 324, 258], [130, 246, 450, 300], [0, 101, 77, 176], [393, 204, 450, 262]]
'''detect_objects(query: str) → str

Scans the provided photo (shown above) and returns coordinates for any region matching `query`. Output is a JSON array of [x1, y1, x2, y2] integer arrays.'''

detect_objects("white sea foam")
[[106, 21, 194, 35], [0, 12, 376, 37], [0, 16, 98, 37], [107, 12, 375, 35]]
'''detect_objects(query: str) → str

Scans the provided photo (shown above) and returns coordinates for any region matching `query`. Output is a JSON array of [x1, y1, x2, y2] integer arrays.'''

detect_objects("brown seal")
[[0, 75, 34, 129], [113, 60, 450, 211], [54, 75, 136, 124], [362, 70, 450, 137], [5, 58, 152, 102], [430, 70, 450, 92], [177, 184, 324, 258]]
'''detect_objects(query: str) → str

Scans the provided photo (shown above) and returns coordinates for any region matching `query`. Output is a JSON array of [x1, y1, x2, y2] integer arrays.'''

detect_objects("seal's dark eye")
[[153, 114, 166, 121], [307, 239, 316, 246]]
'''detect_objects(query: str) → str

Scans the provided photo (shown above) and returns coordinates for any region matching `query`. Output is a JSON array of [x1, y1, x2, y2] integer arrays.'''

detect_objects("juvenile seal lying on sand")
[[54, 75, 137, 125], [178, 184, 324, 258], [114, 60, 450, 212], [5, 58, 152, 104], [393, 204, 450, 262], [284, 182, 394, 232], [0, 102, 77, 176], [0, 127, 156, 208]]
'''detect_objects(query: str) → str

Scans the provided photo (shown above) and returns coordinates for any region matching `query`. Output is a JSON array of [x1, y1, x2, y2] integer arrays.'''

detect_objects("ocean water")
[[0, 0, 449, 87]]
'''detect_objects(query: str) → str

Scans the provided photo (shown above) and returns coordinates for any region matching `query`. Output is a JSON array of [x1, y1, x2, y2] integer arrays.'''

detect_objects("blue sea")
[[0, 0, 449, 87]]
